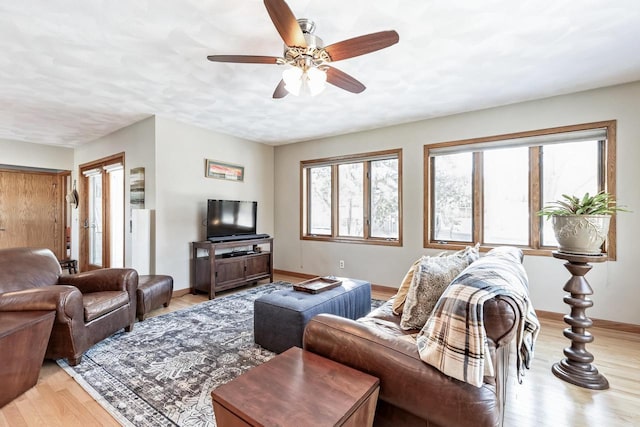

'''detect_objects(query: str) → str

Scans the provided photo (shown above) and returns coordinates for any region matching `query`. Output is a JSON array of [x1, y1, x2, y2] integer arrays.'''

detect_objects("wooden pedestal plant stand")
[[551, 252, 609, 390]]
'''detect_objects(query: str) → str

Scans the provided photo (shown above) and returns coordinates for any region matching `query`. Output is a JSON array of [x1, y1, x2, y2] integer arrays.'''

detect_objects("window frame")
[[423, 120, 617, 259], [301, 149, 403, 246]]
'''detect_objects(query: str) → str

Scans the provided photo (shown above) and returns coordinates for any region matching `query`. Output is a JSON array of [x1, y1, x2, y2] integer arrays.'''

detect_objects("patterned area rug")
[[58, 282, 385, 427]]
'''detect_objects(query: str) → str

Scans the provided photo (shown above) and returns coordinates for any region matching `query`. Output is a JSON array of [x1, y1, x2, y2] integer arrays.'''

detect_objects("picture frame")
[[130, 167, 145, 209], [205, 159, 244, 182]]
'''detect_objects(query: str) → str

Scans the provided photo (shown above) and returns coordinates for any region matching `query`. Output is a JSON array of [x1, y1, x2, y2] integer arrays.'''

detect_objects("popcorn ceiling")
[[0, 0, 639, 147]]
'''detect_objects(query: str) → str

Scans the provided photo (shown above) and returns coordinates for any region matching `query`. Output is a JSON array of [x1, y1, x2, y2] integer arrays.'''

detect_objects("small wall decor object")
[[66, 179, 79, 209], [205, 159, 244, 182], [130, 167, 145, 209]]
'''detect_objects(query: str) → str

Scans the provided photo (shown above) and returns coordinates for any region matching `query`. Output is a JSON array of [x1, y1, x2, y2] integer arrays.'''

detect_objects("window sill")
[[424, 242, 614, 259], [302, 235, 402, 247]]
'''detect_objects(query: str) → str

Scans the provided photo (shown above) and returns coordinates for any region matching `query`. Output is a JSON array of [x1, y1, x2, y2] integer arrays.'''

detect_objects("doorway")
[[79, 153, 125, 271], [0, 167, 69, 259]]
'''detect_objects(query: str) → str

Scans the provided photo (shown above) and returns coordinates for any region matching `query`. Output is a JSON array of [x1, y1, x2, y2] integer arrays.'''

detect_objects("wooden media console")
[[192, 237, 273, 299]]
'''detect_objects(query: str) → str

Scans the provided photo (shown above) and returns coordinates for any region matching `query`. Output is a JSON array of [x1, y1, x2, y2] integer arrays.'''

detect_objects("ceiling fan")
[[207, 0, 399, 98]]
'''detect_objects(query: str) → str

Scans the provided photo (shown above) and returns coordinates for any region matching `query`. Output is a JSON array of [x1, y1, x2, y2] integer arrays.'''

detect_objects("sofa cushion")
[[83, 291, 129, 322], [391, 258, 421, 315], [400, 246, 479, 331]]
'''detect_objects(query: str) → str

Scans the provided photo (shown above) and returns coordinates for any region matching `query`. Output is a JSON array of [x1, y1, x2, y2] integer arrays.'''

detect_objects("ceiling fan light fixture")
[[306, 67, 327, 96], [282, 66, 303, 96], [282, 65, 326, 97]]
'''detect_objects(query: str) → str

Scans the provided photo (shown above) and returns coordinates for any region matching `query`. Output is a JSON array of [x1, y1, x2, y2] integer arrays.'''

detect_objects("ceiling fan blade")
[[207, 55, 280, 64], [325, 66, 366, 94], [272, 79, 288, 98], [263, 0, 307, 47], [324, 30, 399, 62]]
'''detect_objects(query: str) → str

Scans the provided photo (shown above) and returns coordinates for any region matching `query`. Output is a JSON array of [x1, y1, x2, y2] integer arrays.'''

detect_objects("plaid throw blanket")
[[416, 247, 540, 387]]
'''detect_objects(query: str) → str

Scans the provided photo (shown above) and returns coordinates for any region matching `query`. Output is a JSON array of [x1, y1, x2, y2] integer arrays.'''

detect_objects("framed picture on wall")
[[130, 167, 145, 209], [205, 159, 244, 182]]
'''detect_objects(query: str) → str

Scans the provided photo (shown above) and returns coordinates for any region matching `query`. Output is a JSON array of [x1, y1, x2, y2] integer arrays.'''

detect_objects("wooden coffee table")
[[212, 347, 380, 427]]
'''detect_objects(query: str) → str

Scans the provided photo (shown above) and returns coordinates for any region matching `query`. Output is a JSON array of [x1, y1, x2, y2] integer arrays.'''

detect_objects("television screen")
[[207, 199, 257, 239]]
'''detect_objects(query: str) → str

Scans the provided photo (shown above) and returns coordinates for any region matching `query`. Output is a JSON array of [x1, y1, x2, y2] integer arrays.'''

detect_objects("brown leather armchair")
[[0, 247, 137, 366]]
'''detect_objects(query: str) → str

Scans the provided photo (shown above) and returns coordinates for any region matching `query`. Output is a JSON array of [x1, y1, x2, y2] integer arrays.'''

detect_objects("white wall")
[[274, 81, 640, 325], [1, 138, 73, 170], [154, 117, 274, 291], [73, 117, 156, 267], [61, 115, 273, 291]]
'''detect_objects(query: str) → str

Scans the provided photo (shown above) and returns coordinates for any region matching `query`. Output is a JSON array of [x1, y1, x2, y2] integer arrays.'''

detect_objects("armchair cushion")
[[83, 291, 130, 322], [0, 248, 62, 292]]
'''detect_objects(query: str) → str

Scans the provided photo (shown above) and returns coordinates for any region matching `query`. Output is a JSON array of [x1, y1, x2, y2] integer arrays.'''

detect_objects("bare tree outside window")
[[309, 166, 331, 235], [302, 149, 402, 246], [371, 159, 399, 239], [433, 153, 472, 242], [424, 121, 616, 258], [339, 163, 364, 237], [541, 141, 599, 246]]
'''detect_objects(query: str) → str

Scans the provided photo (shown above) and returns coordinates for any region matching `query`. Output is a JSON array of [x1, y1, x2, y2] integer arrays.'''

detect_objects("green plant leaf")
[[537, 191, 631, 218]]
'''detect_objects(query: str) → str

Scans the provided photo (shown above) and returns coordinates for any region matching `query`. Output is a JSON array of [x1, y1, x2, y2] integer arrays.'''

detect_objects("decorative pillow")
[[391, 258, 421, 315], [400, 245, 479, 330], [392, 245, 480, 315]]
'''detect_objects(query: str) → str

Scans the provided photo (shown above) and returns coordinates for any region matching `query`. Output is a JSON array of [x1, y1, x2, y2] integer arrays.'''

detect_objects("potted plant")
[[538, 191, 628, 255]]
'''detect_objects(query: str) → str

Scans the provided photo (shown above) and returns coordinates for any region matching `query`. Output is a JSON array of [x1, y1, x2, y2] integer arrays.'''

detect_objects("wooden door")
[[78, 153, 125, 271], [245, 254, 271, 280], [216, 258, 246, 287], [0, 170, 65, 259]]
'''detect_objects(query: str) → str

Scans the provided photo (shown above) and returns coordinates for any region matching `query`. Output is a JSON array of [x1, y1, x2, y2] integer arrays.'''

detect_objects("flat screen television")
[[206, 199, 257, 240]]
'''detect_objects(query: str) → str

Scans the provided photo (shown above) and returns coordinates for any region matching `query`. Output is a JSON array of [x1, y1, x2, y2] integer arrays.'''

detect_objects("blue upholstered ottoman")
[[254, 278, 371, 353]]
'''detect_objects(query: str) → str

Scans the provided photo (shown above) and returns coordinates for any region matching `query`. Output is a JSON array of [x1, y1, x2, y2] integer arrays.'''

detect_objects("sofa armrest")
[[303, 314, 502, 427], [0, 285, 84, 322], [483, 295, 520, 347], [58, 269, 138, 296]]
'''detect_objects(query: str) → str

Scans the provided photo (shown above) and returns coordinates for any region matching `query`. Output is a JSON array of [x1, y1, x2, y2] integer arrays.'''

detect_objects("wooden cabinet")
[[193, 237, 273, 299]]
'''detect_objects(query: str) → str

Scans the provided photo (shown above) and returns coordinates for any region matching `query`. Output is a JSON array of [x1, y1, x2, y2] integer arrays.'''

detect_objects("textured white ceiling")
[[1, 1, 640, 148]]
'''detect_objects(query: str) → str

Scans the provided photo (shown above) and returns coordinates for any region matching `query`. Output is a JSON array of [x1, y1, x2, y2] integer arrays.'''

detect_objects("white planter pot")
[[552, 215, 611, 255]]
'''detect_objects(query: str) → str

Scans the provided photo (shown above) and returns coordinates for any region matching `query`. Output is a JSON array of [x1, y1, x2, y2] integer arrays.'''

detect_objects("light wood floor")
[[1, 273, 639, 427]]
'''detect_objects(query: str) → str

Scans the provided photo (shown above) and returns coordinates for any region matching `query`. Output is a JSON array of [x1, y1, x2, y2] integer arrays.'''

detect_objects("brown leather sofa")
[[303, 280, 522, 426], [0, 247, 138, 365]]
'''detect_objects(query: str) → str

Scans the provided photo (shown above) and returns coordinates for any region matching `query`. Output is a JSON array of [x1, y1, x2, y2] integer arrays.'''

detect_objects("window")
[[301, 149, 402, 245], [424, 121, 617, 259]]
